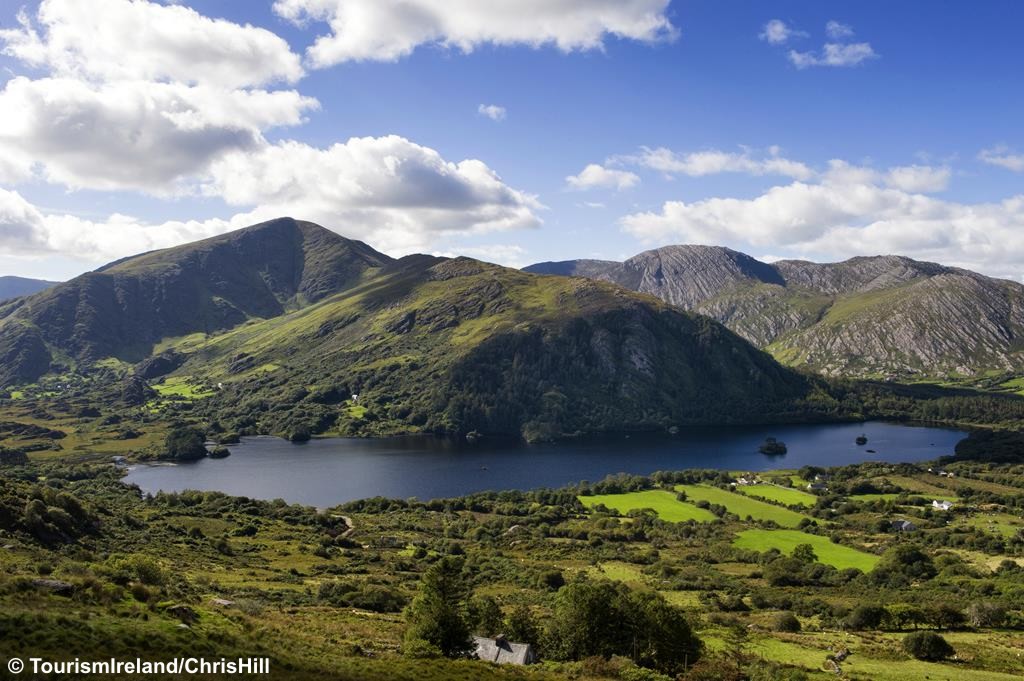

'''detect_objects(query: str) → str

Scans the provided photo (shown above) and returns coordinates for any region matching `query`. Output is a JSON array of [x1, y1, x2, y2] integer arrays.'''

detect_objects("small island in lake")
[[758, 437, 788, 455], [856, 434, 868, 445]]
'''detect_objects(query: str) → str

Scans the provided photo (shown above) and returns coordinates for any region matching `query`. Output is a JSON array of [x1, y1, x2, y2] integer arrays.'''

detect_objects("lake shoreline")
[[125, 420, 967, 507]]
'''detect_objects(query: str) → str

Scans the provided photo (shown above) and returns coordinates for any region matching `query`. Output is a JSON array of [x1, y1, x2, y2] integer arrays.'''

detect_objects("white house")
[[932, 500, 954, 511]]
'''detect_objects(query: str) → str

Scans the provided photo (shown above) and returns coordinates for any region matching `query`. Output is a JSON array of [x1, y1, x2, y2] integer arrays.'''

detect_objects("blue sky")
[[1, 0, 1023, 280]]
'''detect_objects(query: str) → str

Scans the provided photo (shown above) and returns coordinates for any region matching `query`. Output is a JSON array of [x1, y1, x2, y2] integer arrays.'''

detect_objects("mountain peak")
[[0, 218, 393, 384], [525, 244, 1024, 378]]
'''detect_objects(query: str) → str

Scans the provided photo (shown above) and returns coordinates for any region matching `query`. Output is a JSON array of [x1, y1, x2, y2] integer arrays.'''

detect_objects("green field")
[[736, 483, 817, 507], [962, 513, 1024, 539], [578, 489, 717, 523], [152, 375, 215, 399], [750, 631, 1024, 681], [676, 484, 813, 527], [733, 529, 879, 571]]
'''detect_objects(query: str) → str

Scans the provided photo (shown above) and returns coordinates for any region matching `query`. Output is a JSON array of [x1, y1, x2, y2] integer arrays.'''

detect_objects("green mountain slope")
[[0, 218, 391, 385], [167, 254, 819, 440], [0, 220, 828, 440], [526, 247, 1024, 379]]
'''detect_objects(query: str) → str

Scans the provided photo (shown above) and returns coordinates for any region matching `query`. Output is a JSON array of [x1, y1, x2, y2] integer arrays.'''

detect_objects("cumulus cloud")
[[433, 244, 529, 267], [0, 77, 317, 193], [619, 162, 1024, 279], [0, 132, 545, 262], [979, 146, 1024, 172], [566, 163, 640, 190], [825, 20, 855, 40], [478, 104, 507, 121], [0, 0, 544, 262], [629, 147, 815, 180], [272, 0, 677, 66], [884, 164, 951, 193], [0, 0, 317, 194], [0, 187, 239, 260], [759, 19, 806, 45], [0, 0, 303, 88]]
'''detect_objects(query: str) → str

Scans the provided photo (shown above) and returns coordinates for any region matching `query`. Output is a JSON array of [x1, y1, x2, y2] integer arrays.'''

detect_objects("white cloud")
[[631, 147, 815, 180], [885, 164, 951, 193], [203, 135, 543, 253], [789, 42, 877, 69], [433, 244, 528, 267], [566, 163, 640, 191], [0, 0, 303, 88], [979, 146, 1024, 172], [478, 104, 507, 121], [0, 131, 545, 262], [0, 0, 317, 194], [825, 20, 855, 40], [0, 187, 239, 260], [273, 0, 677, 67], [759, 19, 806, 45], [0, 77, 317, 193], [619, 165, 1024, 279]]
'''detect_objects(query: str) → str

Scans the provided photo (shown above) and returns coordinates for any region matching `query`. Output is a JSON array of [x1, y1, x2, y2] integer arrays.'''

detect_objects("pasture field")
[[675, 483, 814, 527], [578, 489, 717, 522], [735, 483, 817, 507], [732, 528, 880, 571]]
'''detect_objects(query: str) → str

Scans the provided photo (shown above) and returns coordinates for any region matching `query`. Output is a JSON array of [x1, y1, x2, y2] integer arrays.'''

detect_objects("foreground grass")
[[732, 529, 879, 571], [578, 490, 717, 522], [675, 484, 814, 527]]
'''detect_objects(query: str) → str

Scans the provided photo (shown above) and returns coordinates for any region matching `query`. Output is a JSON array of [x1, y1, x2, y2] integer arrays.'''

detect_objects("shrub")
[[773, 611, 801, 633], [902, 631, 955, 661]]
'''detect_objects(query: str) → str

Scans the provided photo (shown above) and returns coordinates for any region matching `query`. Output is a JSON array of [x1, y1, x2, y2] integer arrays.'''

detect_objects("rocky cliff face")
[[526, 247, 1024, 378]]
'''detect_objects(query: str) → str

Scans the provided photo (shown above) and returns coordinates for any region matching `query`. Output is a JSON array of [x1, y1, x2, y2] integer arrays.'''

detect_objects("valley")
[[1, 446, 1022, 680]]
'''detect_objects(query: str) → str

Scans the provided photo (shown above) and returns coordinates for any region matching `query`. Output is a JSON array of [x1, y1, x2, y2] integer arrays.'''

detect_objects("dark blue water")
[[123, 421, 965, 507]]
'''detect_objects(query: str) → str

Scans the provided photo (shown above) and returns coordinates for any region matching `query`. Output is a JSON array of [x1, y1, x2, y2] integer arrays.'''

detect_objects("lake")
[[123, 421, 966, 507]]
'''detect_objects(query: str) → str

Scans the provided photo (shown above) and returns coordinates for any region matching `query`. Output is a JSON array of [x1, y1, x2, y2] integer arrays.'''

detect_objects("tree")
[[966, 602, 1006, 628], [889, 604, 926, 630], [872, 544, 936, 586], [792, 544, 818, 564], [844, 605, 888, 631], [902, 631, 955, 661], [545, 580, 701, 675], [926, 603, 966, 631], [631, 590, 703, 675], [504, 604, 540, 648], [404, 557, 473, 658], [467, 595, 503, 637], [164, 426, 207, 460]]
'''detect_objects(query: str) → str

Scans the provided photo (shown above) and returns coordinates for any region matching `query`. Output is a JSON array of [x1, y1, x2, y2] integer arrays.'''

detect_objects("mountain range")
[[526, 246, 1024, 379], [0, 276, 58, 302], [0, 219, 824, 440]]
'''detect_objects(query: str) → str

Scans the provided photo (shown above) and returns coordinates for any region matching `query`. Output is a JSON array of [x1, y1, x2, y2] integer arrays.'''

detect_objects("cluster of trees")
[[403, 557, 703, 675]]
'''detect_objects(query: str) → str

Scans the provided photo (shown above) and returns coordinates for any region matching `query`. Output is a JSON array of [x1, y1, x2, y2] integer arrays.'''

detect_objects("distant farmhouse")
[[474, 635, 537, 665], [932, 500, 954, 511], [891, 519, 917, 532]]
